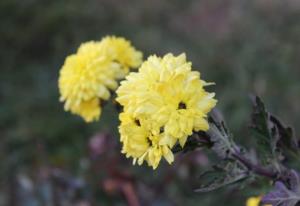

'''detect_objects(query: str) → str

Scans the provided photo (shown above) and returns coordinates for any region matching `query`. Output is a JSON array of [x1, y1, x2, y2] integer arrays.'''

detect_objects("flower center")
[[178, 101, 187, 109], [147, 137, 153, 146], [147, 132, 159, 147], [135, 119, 141, 126], [159, 126, 164, 133]]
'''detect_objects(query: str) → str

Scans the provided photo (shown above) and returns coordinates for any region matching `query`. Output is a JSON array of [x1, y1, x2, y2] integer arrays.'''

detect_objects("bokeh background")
[[1, 0, 300, 205]]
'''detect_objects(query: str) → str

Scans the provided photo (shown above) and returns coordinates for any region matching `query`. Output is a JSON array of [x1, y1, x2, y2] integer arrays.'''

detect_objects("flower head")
[[116, 53, 216, 169], [119, 112, 174, 169], [59, 37, 142, 122], [100, 36, 143, 78], [117, 53, 217, 148]]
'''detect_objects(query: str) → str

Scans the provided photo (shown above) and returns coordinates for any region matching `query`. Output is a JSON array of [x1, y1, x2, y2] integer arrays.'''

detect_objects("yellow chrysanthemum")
[[246, 196, 271, 206], [119, 112, 174, 169], [59, 42, 119, 122], [59, 36, 142, 122], [100, 36, 143, 78], [117, 53, 217, 148]]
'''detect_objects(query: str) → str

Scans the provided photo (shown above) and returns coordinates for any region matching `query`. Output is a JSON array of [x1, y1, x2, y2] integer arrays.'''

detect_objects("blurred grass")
[[1, 0, 300, 205]]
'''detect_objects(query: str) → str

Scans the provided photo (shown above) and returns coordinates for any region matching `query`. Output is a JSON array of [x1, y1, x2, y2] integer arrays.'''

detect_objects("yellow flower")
[[246, 196, 271, 206], [70, 98, 101, 123], [117, 53, 217, 148], [246, 196, 261, 206], [58, 37, 143, 122], [100, 36, 143, 78], [59, 41, 119, 122], [119, 112, 174, 169]]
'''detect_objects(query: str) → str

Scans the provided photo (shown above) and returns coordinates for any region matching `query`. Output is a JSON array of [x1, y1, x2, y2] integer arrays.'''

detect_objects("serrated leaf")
[[195, 160, 248, 192], [262, 170, 300, 206], [250, 96, 299, 165], [251, 96, 277, 157], [262, 182, 300, 206], [269, 115, 299, 160], [207, 109, 236, 159], [289, 170, 300, 193]]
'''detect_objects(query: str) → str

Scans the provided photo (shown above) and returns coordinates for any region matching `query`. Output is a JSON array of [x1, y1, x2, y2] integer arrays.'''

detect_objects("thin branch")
[[232, 151, 278, 179]]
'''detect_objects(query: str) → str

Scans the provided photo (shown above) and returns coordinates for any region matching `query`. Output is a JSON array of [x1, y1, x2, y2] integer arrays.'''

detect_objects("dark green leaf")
[[250, 96, 299, 165], [250, 96, 277, 157], [195, 160, 249, 192]]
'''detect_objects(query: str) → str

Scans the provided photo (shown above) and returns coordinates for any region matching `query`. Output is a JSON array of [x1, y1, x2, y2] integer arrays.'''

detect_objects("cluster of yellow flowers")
[[58, 35, 217, 169], [58, 36, 142, 122], [116, 53, 217, 169]]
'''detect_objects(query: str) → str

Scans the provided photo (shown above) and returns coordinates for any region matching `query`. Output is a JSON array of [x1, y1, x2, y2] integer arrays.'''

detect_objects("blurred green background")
[[1, 0, 300, 205]]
